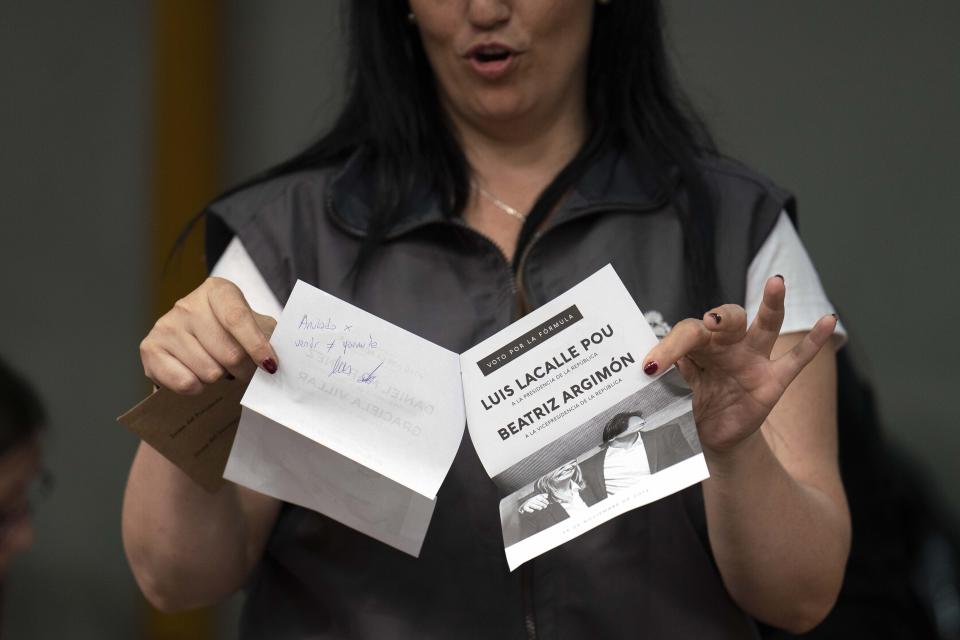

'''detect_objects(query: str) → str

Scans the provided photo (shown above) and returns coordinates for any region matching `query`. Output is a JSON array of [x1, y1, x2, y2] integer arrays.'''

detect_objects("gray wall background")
[[0, 2, 148, 638], [0, 2, 956, 638]]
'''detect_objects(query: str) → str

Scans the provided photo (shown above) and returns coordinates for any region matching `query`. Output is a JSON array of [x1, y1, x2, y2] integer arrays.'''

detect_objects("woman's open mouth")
[[465, 44, 519, 79]]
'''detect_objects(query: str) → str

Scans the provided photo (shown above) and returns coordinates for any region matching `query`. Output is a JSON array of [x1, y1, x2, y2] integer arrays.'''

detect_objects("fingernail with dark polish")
[[643, 361, 659, 376], [709, 312, 721, 325], [262, 358, 278, 374], [774, 274, 785, 282]]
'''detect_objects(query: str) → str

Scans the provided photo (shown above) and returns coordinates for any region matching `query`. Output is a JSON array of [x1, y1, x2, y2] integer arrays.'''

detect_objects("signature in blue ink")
[[356, 361, 383, 385], [328, 356, 353, 377]]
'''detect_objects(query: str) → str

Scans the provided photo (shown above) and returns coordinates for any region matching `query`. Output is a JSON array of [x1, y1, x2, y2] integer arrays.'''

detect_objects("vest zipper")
[[450, 219, 521, 314], [514, 229, 542, 307], [515, 231, 543, 640], [449, 219, 539, 638]]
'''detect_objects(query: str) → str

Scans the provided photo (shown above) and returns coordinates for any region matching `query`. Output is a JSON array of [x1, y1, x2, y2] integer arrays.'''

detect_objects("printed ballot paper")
[[460, 265, 709, 569], [121, 265, 708, 566]]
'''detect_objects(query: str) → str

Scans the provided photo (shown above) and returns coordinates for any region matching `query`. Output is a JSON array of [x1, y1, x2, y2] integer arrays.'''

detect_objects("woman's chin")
[[464, 95, 534, 126]]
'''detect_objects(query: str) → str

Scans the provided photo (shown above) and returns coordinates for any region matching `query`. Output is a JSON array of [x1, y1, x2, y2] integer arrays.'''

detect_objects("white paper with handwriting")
[[224, 280, 464, 556]]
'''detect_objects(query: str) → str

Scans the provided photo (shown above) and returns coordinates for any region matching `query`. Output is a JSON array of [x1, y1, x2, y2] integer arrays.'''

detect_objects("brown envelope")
[[117, 377, 248, 492]]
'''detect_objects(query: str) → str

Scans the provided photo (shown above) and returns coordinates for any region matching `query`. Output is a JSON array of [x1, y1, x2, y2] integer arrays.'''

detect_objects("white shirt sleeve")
[[745, 211, 847, 348], [209, 237, 284, 318]]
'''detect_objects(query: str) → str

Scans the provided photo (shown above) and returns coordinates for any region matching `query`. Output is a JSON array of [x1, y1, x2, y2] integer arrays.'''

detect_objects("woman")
[[124, 2, 850, 638], [519, 461, 599, 539]]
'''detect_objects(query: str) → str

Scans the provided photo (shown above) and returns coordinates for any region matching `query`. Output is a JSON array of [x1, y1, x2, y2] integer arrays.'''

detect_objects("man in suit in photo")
[[581, 411, 698, 498]]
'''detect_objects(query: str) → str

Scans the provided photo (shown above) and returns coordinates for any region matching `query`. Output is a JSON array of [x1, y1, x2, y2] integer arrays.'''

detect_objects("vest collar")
[[326, 146, 670, 239]]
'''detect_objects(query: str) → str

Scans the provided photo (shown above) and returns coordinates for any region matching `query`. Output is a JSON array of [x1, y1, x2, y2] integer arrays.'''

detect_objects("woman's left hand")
[[642, 275, 838, 454]]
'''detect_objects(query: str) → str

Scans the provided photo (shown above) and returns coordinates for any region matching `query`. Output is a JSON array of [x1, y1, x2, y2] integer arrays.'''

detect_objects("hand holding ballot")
[[640, 276, 840, 455], [139, 277, 281, 394]]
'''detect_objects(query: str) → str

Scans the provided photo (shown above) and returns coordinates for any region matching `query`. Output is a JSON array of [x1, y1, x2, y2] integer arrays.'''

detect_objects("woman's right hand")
[[140, 277, 279, 394]]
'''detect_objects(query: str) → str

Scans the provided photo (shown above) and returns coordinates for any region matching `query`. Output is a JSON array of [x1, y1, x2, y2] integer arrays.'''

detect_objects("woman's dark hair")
[[0, 357, 46, 454], [209, 1, 719, 308]]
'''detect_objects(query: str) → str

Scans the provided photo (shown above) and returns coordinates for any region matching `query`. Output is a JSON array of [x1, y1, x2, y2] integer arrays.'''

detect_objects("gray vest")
[[206, 148, 792, 640]]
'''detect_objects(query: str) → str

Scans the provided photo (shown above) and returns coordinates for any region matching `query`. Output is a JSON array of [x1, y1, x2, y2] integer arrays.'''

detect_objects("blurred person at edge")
[[123, 1, 851, 638], [0, 358, 47, 614]]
